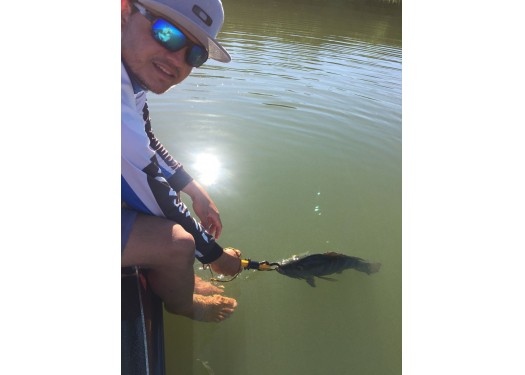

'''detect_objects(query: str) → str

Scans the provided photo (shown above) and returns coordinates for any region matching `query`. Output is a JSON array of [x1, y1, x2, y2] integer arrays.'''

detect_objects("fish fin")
[[306, 277, 316, 287]]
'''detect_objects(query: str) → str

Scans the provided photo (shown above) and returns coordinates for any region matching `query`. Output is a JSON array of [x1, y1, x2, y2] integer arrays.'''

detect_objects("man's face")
[[121, 9, 196, 94]]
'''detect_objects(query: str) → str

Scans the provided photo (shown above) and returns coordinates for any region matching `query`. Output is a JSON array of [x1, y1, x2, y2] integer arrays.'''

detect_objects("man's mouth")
[[154, 62, 176, 78]]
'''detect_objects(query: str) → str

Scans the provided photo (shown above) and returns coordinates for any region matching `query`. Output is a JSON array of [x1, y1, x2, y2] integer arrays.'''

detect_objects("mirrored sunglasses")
[[134, 3, 209, 68]]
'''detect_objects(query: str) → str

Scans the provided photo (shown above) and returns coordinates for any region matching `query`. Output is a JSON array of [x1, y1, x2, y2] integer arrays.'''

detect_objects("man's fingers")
[[214, 225, 222, 239], [208, 215, 222, 239]]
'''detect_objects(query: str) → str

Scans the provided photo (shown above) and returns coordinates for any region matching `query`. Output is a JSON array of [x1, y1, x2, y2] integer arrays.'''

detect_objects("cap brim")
[[138, 0, 231, 63]]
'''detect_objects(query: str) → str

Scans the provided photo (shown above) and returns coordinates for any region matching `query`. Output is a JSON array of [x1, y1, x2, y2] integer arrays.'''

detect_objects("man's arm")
[[121, 72, 222, 263], [182, 180, 223, 239]]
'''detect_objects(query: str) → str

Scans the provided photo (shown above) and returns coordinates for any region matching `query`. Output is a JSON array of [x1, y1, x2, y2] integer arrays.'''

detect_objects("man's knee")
[[161, 226, 195, 266], [122, 215, 196, 267]]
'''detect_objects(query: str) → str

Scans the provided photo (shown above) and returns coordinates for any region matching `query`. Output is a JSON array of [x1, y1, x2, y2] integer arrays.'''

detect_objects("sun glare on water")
[[192, 152, 221, 186]]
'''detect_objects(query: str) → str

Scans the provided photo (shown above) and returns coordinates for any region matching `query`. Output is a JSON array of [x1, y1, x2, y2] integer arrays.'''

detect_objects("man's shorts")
[[122, 207, 138, 253]]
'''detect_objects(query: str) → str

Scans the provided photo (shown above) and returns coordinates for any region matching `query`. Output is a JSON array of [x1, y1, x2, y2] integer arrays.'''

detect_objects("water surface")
[[148, 0, 401, 373]]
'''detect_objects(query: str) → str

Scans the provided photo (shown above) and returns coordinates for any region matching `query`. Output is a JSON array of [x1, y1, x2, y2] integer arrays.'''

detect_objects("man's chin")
[[136, 76, 173, 95], [145, 82, 175, 95], [152, 86, 174, 95]]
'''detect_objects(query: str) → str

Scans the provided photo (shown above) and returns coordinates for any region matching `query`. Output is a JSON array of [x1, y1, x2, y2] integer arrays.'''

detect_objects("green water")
[[147, 0, 401, 373]]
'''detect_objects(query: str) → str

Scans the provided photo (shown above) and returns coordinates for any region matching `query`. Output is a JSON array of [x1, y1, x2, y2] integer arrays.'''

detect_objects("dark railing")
[[121, 267, 166, 375]]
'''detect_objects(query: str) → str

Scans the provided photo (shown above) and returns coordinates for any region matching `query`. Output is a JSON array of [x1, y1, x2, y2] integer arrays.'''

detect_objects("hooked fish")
[[275, 252, 381, 287]]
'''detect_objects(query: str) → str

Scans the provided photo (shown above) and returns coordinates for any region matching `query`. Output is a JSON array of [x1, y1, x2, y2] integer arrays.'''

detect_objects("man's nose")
[[165, 46, 189, 67]]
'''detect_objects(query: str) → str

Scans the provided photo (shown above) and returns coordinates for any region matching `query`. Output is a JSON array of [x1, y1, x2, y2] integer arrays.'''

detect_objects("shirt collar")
[[122, 60, 147, 94]]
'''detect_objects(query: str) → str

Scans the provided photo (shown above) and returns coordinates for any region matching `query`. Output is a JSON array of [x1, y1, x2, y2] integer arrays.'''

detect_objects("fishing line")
[[203, 263, 243, 283]]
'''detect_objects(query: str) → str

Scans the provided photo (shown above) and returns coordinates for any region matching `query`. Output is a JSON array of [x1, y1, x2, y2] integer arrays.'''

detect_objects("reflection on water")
[[192, 153, 222, 186], [149, 0, 401, 374]]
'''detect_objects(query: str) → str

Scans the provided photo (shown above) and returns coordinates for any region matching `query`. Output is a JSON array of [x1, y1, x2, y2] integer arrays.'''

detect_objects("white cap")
[[137, 0, 231, 62]]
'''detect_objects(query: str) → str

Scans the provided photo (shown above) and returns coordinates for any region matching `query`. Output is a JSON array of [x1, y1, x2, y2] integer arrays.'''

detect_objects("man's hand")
[[210, 248, 242, 276], [182, 180, 223, 239]]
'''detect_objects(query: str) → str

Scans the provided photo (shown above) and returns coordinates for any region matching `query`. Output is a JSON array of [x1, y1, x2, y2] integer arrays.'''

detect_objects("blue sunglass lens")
[[152, 19, 186, 51], [151, 19, 209, 67], [187, 45, 209, 68]]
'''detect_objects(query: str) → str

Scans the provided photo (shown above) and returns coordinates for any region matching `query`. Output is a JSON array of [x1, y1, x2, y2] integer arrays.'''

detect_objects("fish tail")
[[365, 262, 381, 274], [346, 257, 381, 275]]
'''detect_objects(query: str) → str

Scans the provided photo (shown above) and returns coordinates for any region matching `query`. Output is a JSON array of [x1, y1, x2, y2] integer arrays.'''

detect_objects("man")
[[121, 0, 241, 322]]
